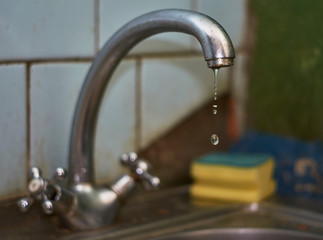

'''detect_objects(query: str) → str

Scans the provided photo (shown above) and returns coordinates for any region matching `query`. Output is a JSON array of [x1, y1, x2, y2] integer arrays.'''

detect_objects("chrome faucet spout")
[[68, 9, 235, 187]]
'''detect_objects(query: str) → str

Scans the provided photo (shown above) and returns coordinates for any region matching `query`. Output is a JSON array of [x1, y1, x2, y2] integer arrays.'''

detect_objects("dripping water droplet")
[[211, 69, 220, 145], [213, 104, 217, 115], [214, 69, 218, 90], [213, 69, 218, 115], [210, 134, 219, 145]]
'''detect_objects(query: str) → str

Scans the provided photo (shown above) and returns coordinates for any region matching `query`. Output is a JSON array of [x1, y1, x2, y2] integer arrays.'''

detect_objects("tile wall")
[[0, 0, 246, 199]]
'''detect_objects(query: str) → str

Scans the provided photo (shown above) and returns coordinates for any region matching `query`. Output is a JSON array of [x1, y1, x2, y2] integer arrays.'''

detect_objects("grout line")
[[0, 57, 94, 65], [190, 0, 199, 11], [25, 63, 31, 183], [241, 0, 254, 54], [190, 0, 199, 49], [94, 0, 100, 54], [0, 51, 204, 65], [129, 51, 203, 60], [239, 0, 255, 133], [135, 57, 142, 150]]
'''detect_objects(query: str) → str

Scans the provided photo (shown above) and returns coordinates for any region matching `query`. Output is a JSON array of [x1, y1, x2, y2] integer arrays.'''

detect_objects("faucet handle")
[[120, 152, 160, 191], [17, 167, 67, 214], [17, 197, 34, 212]]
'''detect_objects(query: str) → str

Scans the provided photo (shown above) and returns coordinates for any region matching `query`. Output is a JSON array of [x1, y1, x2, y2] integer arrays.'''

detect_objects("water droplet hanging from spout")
[[213, 69, 218, 115], [211, 69, 219, 145]]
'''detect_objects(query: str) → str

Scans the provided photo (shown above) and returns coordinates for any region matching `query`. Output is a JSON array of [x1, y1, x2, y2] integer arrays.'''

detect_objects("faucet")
[[17, 9, 235, 230]]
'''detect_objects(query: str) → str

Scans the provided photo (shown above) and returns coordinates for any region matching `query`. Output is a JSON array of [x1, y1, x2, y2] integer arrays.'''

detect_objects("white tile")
[[30, 63, 90, 177], [0, 0, 95, 60], [95, 60, 136, 184], [0, 64, 27, 199], [141, 56, 229, 148], [30, 61, 136, 184], [231, 53, 248, 135], [196, 0, 246, 49], [100, 0, 193, 54]]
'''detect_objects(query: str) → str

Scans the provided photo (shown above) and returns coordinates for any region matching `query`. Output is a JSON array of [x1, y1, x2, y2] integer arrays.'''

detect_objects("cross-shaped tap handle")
[[120, 152, 160, 191], [17, 167, 67, 215]]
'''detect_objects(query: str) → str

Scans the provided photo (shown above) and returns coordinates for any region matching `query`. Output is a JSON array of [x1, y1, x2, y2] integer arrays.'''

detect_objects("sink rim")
[[61, 202, 323, 240], [153, 228, 323, 240]]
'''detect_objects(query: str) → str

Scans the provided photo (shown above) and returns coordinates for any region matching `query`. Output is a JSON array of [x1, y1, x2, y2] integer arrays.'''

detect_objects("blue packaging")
[[230, 131, 323, 198]]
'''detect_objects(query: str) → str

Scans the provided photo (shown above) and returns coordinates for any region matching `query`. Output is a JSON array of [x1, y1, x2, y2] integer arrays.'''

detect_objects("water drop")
[[212, 69, 218, 115], [210, 69, 220, 146], [213, 104, 217, 115], [213, 69, 218, 91], [211, 134, 219, 145]]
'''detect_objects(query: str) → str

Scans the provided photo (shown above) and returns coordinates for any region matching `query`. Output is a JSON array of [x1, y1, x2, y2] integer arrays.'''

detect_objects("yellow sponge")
[[190, 153, 276, 203], [191, 179, 276, 203]]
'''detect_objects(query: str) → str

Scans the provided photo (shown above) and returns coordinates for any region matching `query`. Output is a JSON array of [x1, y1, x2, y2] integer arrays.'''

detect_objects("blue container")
[[230, 131, 323, 198]]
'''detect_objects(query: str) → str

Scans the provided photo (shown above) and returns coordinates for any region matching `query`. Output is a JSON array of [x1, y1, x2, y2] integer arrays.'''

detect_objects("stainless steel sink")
[[60, 187, 323, 240], [62, 202, 323, 240], [153, 228, 323, 240]]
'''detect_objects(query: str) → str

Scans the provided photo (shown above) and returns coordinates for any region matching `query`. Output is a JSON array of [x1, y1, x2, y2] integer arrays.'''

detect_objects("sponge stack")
[[190, 153, 276, 203]]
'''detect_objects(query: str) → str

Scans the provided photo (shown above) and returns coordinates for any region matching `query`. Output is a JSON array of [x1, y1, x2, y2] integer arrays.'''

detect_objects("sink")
[[153, 228, 322, 240], [60, 187, 323, 240], [111, 203, 323, 240], [62, 202, 323, 240]]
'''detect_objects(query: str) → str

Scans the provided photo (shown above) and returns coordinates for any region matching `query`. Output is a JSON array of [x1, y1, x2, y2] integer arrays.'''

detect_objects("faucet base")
[[58, 183, 120, 230]]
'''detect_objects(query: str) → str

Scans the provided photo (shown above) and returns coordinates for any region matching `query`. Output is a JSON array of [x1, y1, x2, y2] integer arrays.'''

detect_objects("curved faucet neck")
[[68, 9, 235, 187]]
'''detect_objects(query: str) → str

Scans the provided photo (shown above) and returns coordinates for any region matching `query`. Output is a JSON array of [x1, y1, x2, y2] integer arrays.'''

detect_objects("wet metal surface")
[[0, 187, 193, 239], [1, 186, 323, 239], [0, 200, 72, 239], [153, 229, 323, 240]]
